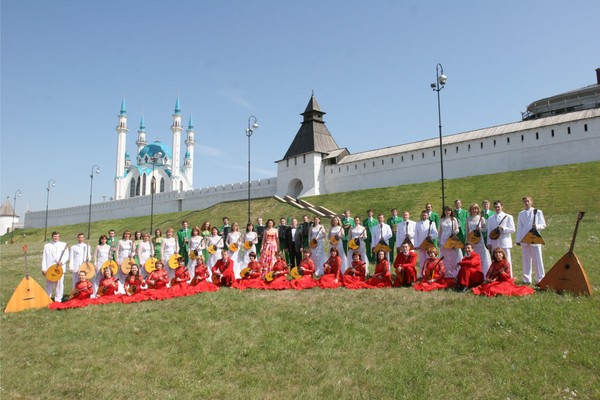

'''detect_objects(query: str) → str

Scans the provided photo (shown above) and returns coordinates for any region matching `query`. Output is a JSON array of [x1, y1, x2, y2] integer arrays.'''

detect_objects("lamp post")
[[431, 63, 448, 210], [87, 164, 100, 239], [246, 116, 259, 224], [149, 152, 163, 234], [10, 189, 22, 243], [44, 179, 56, 242]]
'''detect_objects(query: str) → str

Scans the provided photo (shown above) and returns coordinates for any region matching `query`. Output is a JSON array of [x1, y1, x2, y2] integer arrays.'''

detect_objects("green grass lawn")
[[1, 162, 599, 399]]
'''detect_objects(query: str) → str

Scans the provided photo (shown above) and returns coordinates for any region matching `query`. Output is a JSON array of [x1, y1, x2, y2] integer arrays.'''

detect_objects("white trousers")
[[521, 244, 544, 284], [45, 276, 64, 302]]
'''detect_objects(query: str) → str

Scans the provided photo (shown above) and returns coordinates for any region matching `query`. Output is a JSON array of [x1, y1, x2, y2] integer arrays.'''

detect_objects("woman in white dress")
[[116, 230, 133, 285], [346, 216, 368, 276], [439, 207, 463, 278], [309, 217, 327, 276], [205, 226, 224, 278], [328, 216, 348, 273], [93, 234, 111, 295], [136, 232, 154, 278], [187, 226, 205, 279], [226, 223, 243, 279], [466, 203, 492, 277], [241, 223, 258, 268], [161, 227, 179, 279]]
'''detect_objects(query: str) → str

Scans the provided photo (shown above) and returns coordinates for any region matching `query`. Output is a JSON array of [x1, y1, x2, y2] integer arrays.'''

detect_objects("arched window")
[[129, 178, 135, 197], [160, 178, 165, 193], [142, 173, 147, 195], [136, 177, 141, 196]]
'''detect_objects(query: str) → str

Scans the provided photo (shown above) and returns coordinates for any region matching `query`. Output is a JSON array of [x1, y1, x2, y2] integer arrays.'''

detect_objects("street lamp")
[[431, 63, 447, 210], [88, 164, 100, 239], [10, 189, 22, 243], [44, 179, 56, 242], [149, 152, 163, 234], [246, 115, 259, 224]]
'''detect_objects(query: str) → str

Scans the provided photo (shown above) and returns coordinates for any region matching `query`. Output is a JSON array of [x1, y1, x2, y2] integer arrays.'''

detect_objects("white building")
[[25, 70, 600, 229], [0, 198, 19, 235], [114, 98, 195, 200]]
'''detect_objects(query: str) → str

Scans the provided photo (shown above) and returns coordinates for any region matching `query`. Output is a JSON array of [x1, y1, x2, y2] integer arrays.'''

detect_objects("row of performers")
[[54, 243, 533, 311]]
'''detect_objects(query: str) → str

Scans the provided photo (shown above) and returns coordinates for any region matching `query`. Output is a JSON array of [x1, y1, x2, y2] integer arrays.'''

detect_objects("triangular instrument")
[[539, 212, 592, 296], [5, 276, 53, 313]]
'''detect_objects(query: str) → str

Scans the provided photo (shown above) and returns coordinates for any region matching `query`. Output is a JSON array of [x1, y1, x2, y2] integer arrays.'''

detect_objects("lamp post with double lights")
[[44, 179, 56, 242], [431, 63, 448, 210], [87, 165, 100, 239], [246, 115, 259, 224], [149, 152, 163, 234], [10, 189, 22, 243]]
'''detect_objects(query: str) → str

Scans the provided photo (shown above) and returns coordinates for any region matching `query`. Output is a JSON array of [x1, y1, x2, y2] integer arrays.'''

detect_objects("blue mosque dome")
[[138, 140, 173, 161]]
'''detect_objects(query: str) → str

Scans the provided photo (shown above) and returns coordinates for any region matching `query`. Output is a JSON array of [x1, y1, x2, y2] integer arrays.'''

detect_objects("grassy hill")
[[1, 161, 599, 399]]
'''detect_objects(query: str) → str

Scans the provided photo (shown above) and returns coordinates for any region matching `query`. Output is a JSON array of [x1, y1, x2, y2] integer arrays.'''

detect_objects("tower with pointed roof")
[[115, 99, 129, 197], [136, 116, 147, 154], [184, 115, 195, 184], [171, 97, 183, 191], [276, 94, 346, 197]]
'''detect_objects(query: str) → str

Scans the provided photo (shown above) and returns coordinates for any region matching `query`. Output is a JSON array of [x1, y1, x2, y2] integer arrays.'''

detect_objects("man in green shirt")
[[481, 199, 496, 246], [177, 220, 191, 264], [425, 203, 440, 248], [341, 210, 355, 253], [454, 199, 468, 244], [107, 229, 117, 261], [364, 209, 378, 262]]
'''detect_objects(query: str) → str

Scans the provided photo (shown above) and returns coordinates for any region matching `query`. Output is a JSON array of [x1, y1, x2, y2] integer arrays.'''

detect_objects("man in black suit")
[[285, 218, 302, 268], [278, 218, 289, 264], [299, 215, 311, 250]]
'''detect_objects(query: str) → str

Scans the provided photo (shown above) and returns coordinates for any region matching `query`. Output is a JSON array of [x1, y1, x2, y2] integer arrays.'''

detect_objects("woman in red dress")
[[124, 264, 145, 296], [456, 242, 484, 292], [190, 255, 219, 293], [97, 266, 120, 297], [70, 271, 93, 300], [211, 250, 235, 287], [392, 242, 418, 287], [365, 250, 392, 288], [343, 252, 369, 289], [318, 247, 343, 289], [171, 256, 191, 286], [414, 248, 455, 291], [473, 248, 535, 297], [146, 260, 169, 290], [259, 219, 279, 272], [233, 252, 267, 290], [291, 249, 318, 290], [266, 252, 291, 290]]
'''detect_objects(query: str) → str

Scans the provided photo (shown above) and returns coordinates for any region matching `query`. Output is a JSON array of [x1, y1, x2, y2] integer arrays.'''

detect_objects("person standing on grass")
[[466, 203, 491, 278], [438, 207, 463, 278], [160, 228, 179, 280], [481, 199, 495, 246], [364, 209, 378, 263], [69, 233, 90, 290], [387, 208, 402, 261], [517, 196, 547, 285], [341, 210, 355, 253], [136, 232, 154, 278], [425, 203, 440, 246], [328, 216, 348, 273], [396, 210, 416, 249], [486, 200, 515, 277], [41, 231, 69, 302], [177, 220, 191, 265], [414, 210, 437, 276], [454, 199, 468, 244], [309, 217, 327, 276]]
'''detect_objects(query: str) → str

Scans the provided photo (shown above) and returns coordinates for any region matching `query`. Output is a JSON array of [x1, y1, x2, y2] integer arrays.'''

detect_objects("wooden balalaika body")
[[539, 212, 592, 296]]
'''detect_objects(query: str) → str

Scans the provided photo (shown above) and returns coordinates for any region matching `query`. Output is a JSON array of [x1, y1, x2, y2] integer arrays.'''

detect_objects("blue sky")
[[2, 0, 599, 216]]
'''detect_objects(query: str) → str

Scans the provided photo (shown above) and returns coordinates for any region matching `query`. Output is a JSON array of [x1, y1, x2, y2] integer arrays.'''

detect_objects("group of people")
[[42, 196, 545, 304]]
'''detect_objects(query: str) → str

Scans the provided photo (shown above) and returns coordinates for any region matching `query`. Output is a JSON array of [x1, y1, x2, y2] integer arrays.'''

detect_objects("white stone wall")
[[25, 178, 277, 229]]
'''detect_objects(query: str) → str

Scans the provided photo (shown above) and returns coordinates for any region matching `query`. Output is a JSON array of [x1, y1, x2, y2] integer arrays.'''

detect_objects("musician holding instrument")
[[171, 256, 191, 286], [414, 210, 438, 276], [290, 249, 318, 290], [211, 250, 235, 287], [97, 266, 119, 297], [472, 247, 535, 297], [136, 232, 154, 278], [438, 207, 463, 278], [387, 209, 402, 261], [41, 231, 69, 302], [343, 252, 368, 289], [233, 252, 265, 290], [206, 227, 224, 274], [241, 223, 259, 268], [152, 228, 163, 261], [371, 214, 393, 265], [481, 200, 496, 246], [200, 221, 212, 262], [93, 234, 111, 295], [188, 226, 206, 277], [456, 242, 484, 292], [466, 203, 491, 278], [107, 229, 118, 261], [365, 250, 392, 288], [453, 199, 468, 244], [146, 260, 169, 290], [266, 252, 291, 290], [226, 222, 243, 279], [425, 203, 440, 234], [392, 242, 418, 287], [419, 248, 445, 285], [346, 216, 368, 272], [69, 233, 91, 290], [160, 227, 179, 280], [277, 218, 290, 264], [517, 196, 547, 285], [395, 211, 416, 250], [116, 230, 134, 284], [486, 248, 512, 283], [308, 217, 327, 276], [486, 201, 515, 277], [285, 218, 302, 269], [341, 210, 355, 253], [191, 255, 209, 286], [328, 216, 348, 274], [124, 264, 145, 296], [177, 220, 192, 265], [319, 247, 343, 288], [69, 271, 93, 301]]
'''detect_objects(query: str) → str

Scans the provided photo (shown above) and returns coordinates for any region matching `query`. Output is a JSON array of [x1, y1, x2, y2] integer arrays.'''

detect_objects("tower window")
[[411, 154, 414, 160], [303, 155, 306, 164], [381, 160, 384, 165], [444, 148, 447, 155], [355, 164, 357, 170], [433, 150, 436, 156], [455, 146, 459, 153], [480, 142, 483, 149], [401, 156, 404, 162], [373, 161, 375, 167], [391, 158, 394, 164], [364, 163, 366, 168], [551, 130, 555, 137], [468, 144, 471, 151], [567, 127, 571, 134], [422, 152, 425, 158], [584, 124, 588, 132], [493, 140, 496, 147], [507, 137, 510, 144], [535, 132, 539, 140], [521, 135, 524, 142], [160, 178, 165, 192]]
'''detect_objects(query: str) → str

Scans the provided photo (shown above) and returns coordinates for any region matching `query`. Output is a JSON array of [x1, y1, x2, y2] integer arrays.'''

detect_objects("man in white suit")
[[42, 231, 69, 302], [487, 201, 516, 277], [69, 233, 91, 290], [517, 196, 547, 285], [371, 214, 393, 266]]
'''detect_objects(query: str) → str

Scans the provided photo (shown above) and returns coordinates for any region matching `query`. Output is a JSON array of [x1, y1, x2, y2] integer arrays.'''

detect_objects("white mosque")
[[114, 98, 195, 200]]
